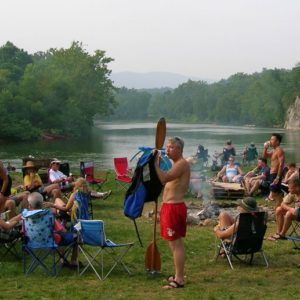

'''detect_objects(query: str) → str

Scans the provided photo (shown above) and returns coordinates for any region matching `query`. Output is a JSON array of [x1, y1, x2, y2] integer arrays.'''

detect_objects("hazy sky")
[[1, 0, 300, 80]]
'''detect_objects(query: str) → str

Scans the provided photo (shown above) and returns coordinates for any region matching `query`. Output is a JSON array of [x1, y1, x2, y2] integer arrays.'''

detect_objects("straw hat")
[[22, 161, 37, 170], [237, 197, 257, 212]]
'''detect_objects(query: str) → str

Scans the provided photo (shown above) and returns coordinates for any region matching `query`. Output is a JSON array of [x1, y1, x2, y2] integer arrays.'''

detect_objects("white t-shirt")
[[49, 169, 67, 183]]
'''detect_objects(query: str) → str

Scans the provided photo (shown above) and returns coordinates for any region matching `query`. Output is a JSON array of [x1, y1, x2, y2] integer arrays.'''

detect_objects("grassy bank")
[[1, 172, 300, 300]]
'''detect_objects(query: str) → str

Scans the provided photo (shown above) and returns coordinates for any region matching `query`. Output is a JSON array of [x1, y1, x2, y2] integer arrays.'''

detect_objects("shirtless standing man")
[[263, 133, 285, 205], [154, 137, 190, 289]]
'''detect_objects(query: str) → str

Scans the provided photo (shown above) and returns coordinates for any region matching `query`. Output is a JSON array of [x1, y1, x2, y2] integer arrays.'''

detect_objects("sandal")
[[268, 234, 286, 241], [166, 275, 175, 282], [163, 281, 184, 289]]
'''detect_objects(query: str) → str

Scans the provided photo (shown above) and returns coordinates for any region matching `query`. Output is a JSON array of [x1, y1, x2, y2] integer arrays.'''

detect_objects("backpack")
[[124, 147, 171, 246]]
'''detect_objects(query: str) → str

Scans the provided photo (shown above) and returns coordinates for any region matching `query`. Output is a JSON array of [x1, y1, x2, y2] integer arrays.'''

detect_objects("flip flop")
[[268, 234, 286, 241], [166, 275, 175, 282], [163, 281, 184, 289]]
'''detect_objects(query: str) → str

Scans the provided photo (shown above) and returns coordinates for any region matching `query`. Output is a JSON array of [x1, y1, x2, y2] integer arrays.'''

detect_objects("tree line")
[[111, 66, 300, 127], [1, 41, 300, 142]]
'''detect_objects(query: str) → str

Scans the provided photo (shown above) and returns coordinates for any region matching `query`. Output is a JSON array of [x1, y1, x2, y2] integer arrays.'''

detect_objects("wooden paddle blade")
[[145, 241, 161, 272], [155, 117, 166, 150]]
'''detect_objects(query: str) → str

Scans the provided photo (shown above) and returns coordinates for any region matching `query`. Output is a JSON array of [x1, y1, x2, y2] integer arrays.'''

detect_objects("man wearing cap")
[[49, 160, 73, 189], [214, 197, 258, 240]]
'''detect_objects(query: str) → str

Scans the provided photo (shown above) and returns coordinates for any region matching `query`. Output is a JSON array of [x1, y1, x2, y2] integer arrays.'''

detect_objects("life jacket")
[[124, 147, 171, 246]]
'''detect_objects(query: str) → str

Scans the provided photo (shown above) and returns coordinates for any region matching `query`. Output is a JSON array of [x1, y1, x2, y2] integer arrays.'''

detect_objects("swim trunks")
[[160, 202, 187, 241]]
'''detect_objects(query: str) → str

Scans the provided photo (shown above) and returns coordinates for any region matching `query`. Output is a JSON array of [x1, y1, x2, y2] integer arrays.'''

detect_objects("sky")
[[1, 0, 300, 80]]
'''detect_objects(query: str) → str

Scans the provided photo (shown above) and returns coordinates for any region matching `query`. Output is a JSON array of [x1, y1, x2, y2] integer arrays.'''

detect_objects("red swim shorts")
[[160, 202, 187, 241]]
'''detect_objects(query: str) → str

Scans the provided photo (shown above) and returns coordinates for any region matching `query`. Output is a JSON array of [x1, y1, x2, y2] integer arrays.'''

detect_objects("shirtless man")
[[263, 133, 285, 205], [154, 136, 190, 289]]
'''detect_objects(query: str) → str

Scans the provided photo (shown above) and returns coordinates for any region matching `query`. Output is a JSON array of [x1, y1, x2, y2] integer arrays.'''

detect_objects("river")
[[1, 122, 299, 171]]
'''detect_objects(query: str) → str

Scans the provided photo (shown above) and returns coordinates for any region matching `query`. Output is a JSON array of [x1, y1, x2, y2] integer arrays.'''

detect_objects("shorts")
[[160, 202, 187, 241], [269, 173, 282, 193]]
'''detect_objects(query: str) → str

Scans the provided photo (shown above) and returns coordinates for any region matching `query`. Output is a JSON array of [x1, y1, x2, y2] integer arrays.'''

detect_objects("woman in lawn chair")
[[45, 177, 111, 223], [214, 197, 258, 240]]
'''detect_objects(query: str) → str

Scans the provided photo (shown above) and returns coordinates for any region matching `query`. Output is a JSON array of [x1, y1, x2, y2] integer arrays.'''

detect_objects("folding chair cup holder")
[[76, 219, 134, 280], [216, 212, 269, 269]]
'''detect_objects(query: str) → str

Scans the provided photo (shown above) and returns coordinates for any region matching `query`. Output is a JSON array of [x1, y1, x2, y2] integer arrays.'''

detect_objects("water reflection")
[[0, 122, 298, 170]]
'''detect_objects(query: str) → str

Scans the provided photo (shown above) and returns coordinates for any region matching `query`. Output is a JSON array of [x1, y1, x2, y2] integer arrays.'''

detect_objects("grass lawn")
[[2, 171, 300, 300]]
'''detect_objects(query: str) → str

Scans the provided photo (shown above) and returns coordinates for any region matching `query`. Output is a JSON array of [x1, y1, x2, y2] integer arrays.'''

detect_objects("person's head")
[[288, 179, 300, 195], [226, 140, 232, 146], [228, 155, 235, 164], [288, 162, 296, 171], [270, 133, 282, 147], [166, 136, 184, 158], [50, 159, 61, 170], [237, 197, 257, 213], [28, 192, 43, 209], [258, 157, 267, 167], [23, 161, 37, 174], [74, 177, 89, 193]]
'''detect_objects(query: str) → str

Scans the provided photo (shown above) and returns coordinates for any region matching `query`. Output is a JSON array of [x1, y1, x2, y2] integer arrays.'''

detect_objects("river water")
[[1, 122, 300, 171]]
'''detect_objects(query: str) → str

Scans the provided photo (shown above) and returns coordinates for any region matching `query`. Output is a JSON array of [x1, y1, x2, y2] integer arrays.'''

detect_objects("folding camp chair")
[[72, 191, 93, 222], [216, 212, 269, 269], [76, 219, 134, 280], [0, 227, 21, 260], [22, 209, 76, 276], [80, 161, 107, 190], [113, 157, 132, 189], [286, 221, 300, 249]]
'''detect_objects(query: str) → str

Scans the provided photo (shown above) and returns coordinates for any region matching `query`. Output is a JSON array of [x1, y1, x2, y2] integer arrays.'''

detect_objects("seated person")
[[0, 213, 22, 240], [24, 192, 79, 267], [0, 161, 16, 219], [23, 161, 61, 199], [186, 156, 203, 199], [268, 179, 300, 240], [242, 142, 258, 165], [243, 157, 270, 196], [49, 159, 74, 190], [45, 177, 111, 218], [6, 161, 16, 172], [281, 162, 299, 193], [214, 197, 258, 240], [217, 156, 243, 183], [221, 140, 236, 164]]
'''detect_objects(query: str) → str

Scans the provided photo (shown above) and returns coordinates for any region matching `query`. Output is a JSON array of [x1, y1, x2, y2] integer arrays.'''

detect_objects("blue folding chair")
[[22, 209, 76, 276], [76, 219, 134, 280]]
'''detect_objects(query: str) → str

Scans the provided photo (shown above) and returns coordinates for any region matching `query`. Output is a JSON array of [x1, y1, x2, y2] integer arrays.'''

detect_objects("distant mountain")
[[110, 71, 211, 89]]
